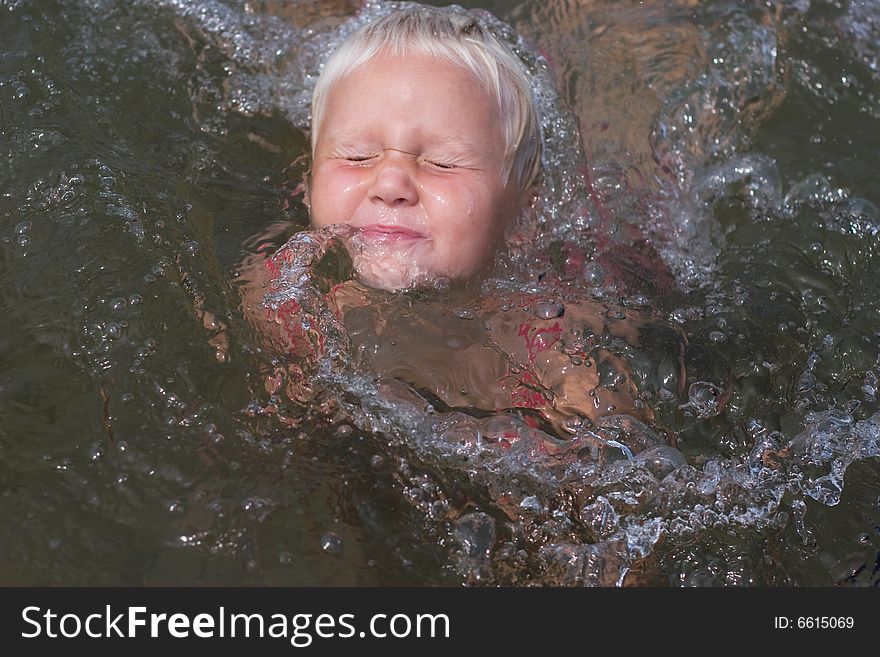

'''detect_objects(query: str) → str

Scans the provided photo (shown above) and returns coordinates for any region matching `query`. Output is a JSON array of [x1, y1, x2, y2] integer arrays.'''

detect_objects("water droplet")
[[320, 531, 343, 556], [534, 300, 564, 319], [709, 331, 728, 343]]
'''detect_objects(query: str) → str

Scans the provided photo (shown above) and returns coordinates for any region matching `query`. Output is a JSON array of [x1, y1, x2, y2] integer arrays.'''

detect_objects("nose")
[[368, 151, 418, 207]]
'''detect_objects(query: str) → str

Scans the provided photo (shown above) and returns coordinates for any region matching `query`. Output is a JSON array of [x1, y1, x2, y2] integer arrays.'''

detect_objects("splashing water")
[[1, 0, 879, 586]]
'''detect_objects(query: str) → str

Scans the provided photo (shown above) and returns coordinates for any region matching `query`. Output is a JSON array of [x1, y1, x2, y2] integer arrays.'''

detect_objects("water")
[[1, 0, 878, 586]]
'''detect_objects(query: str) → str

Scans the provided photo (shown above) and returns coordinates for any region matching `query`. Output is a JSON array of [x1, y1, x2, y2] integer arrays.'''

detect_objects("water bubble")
[[681, 381, 722, 418], [454, 308, 475, 320], [633, 445, 687, 478], [14, 220, 31, 235], [534, 300, 564, 319], [709, 331, 728, 343], [109, 297, 126, 311], [279, 551, 293, 565], [320, 531, 343, 556], [452, 512, 495, 580]]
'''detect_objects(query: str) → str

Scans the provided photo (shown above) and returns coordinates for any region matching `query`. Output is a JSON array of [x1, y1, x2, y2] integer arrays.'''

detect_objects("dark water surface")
[[1, 0, 879, 585]]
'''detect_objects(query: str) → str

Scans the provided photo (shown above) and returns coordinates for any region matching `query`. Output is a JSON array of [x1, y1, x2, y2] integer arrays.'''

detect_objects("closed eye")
[[422, 158, 457, 170], [343, 154, 377, 162]]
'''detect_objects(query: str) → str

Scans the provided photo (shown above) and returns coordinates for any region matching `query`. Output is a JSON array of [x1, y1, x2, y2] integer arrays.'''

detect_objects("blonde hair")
[[310, 5, 542, 193]]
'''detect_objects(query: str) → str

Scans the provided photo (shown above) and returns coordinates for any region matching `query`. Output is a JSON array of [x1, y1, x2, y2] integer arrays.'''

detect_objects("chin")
[[351, 253, 460, 292], [352, 253, 427, 292]]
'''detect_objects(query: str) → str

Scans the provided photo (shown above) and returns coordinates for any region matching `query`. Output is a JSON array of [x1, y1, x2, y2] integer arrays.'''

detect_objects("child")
[[246, 5, 683, 450], [306, 6, 541, 292]]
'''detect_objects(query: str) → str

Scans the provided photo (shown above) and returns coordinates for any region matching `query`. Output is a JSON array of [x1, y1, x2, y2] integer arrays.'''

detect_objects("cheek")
[[310, 165, 367, 225], [422, 179, 476, 220], [430, 181, 507, 244], [426, 185, 509, 270], [423, 179, 486, 232]]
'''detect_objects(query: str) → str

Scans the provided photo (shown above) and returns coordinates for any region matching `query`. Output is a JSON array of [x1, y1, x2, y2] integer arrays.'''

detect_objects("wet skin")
[[309, 53, 519, 291]]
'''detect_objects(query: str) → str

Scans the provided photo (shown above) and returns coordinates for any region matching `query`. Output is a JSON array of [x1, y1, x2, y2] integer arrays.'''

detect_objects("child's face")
[[309, 53, 518, 291]]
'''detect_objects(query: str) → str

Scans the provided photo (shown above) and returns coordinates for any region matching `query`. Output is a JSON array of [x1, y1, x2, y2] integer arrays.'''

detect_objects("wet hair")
[[310, 5, 542, 194]]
